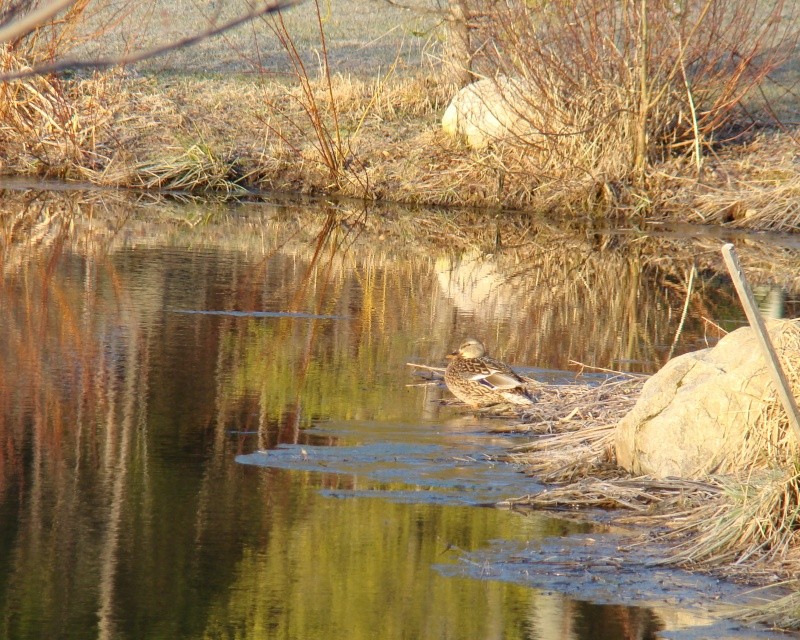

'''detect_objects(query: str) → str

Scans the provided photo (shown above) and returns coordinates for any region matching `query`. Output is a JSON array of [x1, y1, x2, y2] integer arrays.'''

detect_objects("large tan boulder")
[[441, 77, 538, 149], [615, 320, 800, 479]]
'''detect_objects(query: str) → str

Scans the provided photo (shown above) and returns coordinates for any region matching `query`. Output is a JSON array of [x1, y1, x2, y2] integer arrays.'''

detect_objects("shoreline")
[[2, 68, 799, 233]]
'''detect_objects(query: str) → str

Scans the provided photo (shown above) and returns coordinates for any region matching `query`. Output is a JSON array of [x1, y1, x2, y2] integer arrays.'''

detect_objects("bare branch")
[[0, 0, 77, 44], [0, 0, 300, 82]]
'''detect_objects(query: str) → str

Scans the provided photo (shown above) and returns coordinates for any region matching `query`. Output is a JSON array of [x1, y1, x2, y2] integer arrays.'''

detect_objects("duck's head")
[[447, 337, 486, 360]]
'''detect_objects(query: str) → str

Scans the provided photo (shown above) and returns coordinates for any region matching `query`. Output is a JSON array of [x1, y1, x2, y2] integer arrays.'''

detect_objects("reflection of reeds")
[[0, 226, 155, 634]]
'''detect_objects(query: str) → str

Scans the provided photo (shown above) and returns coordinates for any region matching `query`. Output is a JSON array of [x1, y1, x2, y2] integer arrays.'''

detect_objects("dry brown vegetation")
[[0, 1, 799, 231], [497, 321, 800, 629], [3, 64, 800, 233]]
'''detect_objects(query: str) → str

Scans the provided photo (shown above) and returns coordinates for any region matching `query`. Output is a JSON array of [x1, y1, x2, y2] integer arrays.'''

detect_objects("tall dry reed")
[[452, 0, 799, 190]]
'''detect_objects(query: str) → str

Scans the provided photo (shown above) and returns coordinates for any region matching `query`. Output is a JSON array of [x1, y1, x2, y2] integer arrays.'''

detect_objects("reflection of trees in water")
[[0, 245, 153, 638], [1, 189, 799, 637], [531, 594, 664, 640], [0, 204, 532, 638]]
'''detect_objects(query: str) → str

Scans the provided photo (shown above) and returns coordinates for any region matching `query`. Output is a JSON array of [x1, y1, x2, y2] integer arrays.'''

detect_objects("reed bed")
[[1, 0, 800, 231], [499, 323, 800, 628], [1, 53, 800, 230]]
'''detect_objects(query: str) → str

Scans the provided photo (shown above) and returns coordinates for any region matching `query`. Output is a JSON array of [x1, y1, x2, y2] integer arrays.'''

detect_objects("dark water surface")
[[1, 191, 798, 639]]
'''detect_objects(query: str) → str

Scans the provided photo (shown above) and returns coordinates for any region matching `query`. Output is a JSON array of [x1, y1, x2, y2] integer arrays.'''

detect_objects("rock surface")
[[441, 77, 537, 149], [615, 320, 800, 479]]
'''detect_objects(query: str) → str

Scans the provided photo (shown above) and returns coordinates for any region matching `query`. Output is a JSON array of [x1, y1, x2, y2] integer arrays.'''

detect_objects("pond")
[[1, 187, 798, 640]]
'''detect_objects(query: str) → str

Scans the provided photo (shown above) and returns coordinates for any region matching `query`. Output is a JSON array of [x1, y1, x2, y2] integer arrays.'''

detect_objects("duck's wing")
[[464, 358, 525, 390], [480, 370, 526, 390]]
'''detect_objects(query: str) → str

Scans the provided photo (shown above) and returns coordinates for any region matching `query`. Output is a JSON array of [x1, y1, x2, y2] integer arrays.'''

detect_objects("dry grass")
[[492, 376, 644, 484], [452, 0, 800, 189], [673, 134, 800, 231], [132, 143, 249, 193], [0, 47, 123, 177], [2, 36, 800, 230], [658, 470, 800, 576], [500, 322, 800, 627]]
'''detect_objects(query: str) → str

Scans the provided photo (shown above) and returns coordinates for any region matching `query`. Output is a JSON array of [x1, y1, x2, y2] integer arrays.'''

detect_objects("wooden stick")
[[405, 362, 445, 374], [721, 243, 800, 443]]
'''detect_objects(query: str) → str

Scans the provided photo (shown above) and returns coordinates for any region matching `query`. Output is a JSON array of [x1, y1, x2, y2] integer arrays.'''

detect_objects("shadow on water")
[[0, 185, 799, 639]]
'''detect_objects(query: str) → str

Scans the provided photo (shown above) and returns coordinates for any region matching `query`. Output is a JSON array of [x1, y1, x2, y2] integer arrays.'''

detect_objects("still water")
[[1, 190, 798, 639]]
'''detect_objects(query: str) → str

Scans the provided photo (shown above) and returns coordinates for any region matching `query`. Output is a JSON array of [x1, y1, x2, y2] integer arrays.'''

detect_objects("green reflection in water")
[[5, 194, 792, 639], [199, 475, 550, 640]]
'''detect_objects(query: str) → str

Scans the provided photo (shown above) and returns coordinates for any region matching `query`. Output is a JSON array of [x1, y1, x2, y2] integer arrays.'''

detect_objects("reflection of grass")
[[204, 498, 544, 640]]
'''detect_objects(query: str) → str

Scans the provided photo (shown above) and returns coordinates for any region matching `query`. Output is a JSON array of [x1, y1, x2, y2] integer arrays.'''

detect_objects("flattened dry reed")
[[498, 376, 644, 483], [502, 322, 800, 628], [133, 144, 248, 194], [500, 476, 720, 512]]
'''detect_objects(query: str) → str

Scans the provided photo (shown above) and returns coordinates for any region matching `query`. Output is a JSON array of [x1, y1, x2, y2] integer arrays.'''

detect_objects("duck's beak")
[[445, 350, 458, 360]]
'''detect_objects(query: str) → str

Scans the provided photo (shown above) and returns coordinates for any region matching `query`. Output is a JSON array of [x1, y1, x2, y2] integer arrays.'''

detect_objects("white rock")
[[615, 320, 799, 479], [441, 77, 539, 149]]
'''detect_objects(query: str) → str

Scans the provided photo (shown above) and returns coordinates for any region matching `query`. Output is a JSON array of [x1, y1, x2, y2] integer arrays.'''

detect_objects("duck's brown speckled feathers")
[[444, 338, 535, 408]]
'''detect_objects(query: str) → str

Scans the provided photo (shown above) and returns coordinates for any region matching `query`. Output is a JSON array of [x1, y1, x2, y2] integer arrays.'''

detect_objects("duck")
[[444, 338, 535, 408]]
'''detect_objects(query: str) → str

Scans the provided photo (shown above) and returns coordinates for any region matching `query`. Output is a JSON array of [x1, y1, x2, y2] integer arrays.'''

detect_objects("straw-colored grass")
[[2, 38, 800, 229], [0, 47, 121, 178], [132, 143, 249, 193], [491, 377, 644, 484], [658, 470, 800, 575], [501, 321, 800, 627], [653, 131, 800, 231]]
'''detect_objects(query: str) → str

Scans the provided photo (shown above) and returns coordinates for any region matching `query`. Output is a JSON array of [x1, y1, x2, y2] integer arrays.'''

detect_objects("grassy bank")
[[1, 0, 799, 231], [2, 66, 800, 233]]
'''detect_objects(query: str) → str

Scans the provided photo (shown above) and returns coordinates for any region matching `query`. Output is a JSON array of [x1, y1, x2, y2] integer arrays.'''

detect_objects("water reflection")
[[0, 188, 798, 639]]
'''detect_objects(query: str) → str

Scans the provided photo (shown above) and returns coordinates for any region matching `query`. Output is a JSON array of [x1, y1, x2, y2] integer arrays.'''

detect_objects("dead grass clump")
[[451, 0, 799, 193], [689, 172, 800, 232], [297, 73, 449, 121], [132, 144, 249, 194], [660, 470, 800, 578], [501, 376, 645, 483], [0, 47, 120, 177], [742, 581, 800, 629], [742, 322, 800, 470]]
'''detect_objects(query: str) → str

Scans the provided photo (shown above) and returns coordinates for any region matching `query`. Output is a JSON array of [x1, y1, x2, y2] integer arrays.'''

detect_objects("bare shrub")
[[454, 0, 800, 187]]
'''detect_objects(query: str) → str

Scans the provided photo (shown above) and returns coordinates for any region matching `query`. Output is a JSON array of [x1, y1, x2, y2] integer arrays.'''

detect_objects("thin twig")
[[0, 0, 299, 81]]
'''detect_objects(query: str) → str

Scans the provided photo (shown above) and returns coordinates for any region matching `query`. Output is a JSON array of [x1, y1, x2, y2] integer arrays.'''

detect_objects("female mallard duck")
[[444, 338, 534, 408]]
